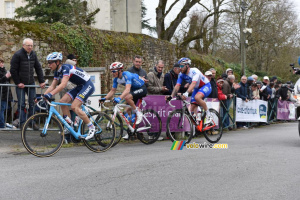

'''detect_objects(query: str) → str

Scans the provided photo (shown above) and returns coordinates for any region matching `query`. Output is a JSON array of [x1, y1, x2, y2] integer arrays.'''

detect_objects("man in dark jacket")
[[127, 55, 148, 85], [208, 68, 218, 98], [235, 75, 249, 128], [10, 38, 45, 128], [163, 63, 187, 95]]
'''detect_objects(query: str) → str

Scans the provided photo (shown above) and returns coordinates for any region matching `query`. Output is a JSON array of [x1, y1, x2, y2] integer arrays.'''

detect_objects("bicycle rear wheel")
[[21, 113, 64, 157], [166, 109, 194, 144], [82, 112, 116, 152], [136, 109, 162, 144], [203, 108, 223, 143]]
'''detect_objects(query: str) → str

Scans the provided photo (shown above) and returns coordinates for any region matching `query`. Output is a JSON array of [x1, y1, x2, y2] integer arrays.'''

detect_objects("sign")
[[235, 98, 268, 122], [277, 100, 296, 120]]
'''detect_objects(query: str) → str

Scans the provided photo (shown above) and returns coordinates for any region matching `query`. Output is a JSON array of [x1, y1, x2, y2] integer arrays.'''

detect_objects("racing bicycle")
[[21, 99, 116, 157], [101, 98, 162, 146], [166, 96, 223, 144]]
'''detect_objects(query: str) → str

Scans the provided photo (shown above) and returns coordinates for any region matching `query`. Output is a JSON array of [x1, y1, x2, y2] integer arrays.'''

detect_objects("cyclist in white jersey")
[[167, 57, 213, 123], [42, 52, 95, 140], [100, 62, 147, 125]]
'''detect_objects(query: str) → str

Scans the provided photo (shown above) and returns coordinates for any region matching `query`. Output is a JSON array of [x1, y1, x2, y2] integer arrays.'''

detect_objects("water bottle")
[[74, 116, 81, 127], [131, 113, 136, 123]]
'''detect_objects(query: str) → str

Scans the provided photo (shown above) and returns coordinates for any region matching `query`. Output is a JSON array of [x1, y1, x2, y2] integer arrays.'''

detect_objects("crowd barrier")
[[0, 83, 296, 131]]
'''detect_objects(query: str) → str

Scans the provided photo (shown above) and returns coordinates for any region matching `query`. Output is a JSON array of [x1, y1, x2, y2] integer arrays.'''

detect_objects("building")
[[0, 0, 142, 34]]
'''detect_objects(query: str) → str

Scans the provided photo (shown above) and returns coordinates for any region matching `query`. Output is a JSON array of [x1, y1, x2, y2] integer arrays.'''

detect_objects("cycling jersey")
[[54, 64, 90, 85], [176, 68, 209, 89], [112, 71, 145, 89]]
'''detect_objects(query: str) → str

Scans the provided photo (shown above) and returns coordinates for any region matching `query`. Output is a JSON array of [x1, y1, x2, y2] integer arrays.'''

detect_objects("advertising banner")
[[277, 100, 296, 120], [235, 98, 268, 122]]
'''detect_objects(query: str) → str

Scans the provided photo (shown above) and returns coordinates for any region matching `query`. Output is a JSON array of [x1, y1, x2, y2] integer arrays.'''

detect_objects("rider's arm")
[[171, 84, 181, 98], [105, 88, 117, 99], [49, 76, 69, 96], [119, 84, 131, 99], [43, 79, 58, 94]]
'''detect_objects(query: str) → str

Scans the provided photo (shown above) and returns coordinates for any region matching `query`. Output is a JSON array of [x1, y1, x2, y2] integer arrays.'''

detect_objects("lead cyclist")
[[166, 57, 213, 124], [42, 52, 96, 140]]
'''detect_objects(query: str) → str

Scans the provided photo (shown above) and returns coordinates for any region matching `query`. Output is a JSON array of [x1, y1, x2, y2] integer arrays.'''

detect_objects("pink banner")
[[277, 100, 296, 120]]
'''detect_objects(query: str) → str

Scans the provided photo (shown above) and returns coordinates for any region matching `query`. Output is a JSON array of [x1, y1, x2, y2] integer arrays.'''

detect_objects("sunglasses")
[[179, 65, 187, 68], [48, 60, 56, 64], [111, 70, 119, 73]]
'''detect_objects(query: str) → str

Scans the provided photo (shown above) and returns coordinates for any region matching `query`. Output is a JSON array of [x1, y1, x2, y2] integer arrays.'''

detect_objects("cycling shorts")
[[130, 85, 147, 104], [67, 80, 95, 103], [191, 82, 212, 104]]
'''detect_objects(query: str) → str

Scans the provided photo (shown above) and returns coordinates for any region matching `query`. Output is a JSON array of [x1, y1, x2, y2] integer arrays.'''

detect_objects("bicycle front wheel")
[[105, 110, 124, 147], [136, 109, 162, 144], [203, 108, 223, 143], [166, 109, 194, 144], [21, 113, 64, 157], [82, 112, 116, 152]]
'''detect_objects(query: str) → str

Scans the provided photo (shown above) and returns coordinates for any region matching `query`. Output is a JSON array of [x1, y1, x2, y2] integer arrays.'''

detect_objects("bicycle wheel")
[[21, 113, 64, 157], [203, 108, 223, 143], [82, 112, 116, 152], [105, 110, 123, 147], [166, 109, 194, 143], [136, 109, 162, 144]]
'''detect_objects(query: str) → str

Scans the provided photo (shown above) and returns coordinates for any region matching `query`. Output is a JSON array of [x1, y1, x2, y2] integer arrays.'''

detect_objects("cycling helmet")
[[110, 62, 124, 70], [46, 52, 63, 61], [178, 57, 191, 65]]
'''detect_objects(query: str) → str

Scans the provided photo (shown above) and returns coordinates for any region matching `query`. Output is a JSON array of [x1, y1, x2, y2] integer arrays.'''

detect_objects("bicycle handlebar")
[[36, 98, 56, 110], [167, 95, 190, 107]]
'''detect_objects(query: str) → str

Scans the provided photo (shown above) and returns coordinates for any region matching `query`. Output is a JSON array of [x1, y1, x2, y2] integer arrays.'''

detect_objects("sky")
[[143, 0, 300, 37]]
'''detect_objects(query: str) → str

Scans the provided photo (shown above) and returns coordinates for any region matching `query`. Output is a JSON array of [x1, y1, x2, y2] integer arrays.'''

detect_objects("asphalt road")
[[0, 122, 300, 200]]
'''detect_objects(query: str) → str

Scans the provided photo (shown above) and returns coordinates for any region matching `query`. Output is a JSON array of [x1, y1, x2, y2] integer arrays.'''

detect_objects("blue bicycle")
[[21, 99, 116, 157]]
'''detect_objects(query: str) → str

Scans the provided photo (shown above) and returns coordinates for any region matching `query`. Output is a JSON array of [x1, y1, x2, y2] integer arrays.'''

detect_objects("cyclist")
[[42, 52, 95, 140], [166, 57, 212, 123], [100, 62, 147, 125]]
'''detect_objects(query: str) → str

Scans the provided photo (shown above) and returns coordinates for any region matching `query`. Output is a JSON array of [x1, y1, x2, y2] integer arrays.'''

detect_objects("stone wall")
[[0, 19, 178, 93]]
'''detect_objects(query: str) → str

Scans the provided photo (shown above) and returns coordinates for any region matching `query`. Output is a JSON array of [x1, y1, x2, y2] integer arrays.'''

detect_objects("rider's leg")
[[71, 99, 90, 124], [59, 93, 73, 118], [124, 93, 143, 124]]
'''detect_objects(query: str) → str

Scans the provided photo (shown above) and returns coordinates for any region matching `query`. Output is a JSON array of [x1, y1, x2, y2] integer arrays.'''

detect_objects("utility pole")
[[240, 1, 247, 76]]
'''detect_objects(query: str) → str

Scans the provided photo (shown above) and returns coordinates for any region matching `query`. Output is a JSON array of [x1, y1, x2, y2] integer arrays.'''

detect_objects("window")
[[5, 1, 15, 19]]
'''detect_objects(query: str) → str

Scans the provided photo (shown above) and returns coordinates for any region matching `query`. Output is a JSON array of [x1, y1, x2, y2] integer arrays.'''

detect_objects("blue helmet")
[[178, 57, 191, 65], [46, 52, 63, 61], [298, 56, 300, 66]]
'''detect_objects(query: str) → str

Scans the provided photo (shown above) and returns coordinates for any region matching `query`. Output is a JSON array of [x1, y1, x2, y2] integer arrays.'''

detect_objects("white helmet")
[[110, 62, 124, 70], [46, 52, 63, 61], [178, 57, 191, 65]]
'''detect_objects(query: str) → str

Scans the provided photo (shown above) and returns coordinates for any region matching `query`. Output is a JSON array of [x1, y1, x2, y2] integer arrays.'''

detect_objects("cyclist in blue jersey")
[[42, 52, 96, 140], [101, 62, 147, 125], [166, 57, 213, 124]]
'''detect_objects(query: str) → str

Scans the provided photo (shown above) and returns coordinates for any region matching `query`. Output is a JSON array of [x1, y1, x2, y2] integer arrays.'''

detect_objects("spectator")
[[208, 68, 218, 98], [222, 74, 235, 130], [269, 82, 275, 99], [251, 83, 260, 100], [163, 63, 187, 95], [147, 60, 168, 95], [260, 76, 270, 101], [10, 38, 45, 129], [251, 74, 258, 82], [270, 76, 277, 84], [226, 68, 233, 76], [216, 78, 227, 100], [0, 58, 12, 128], [128, 55, 148, 84], [65, 54, 77, 66], [247, 76, 254, 99], [236, 76, 249, 102], [235, 75, 249, 128]]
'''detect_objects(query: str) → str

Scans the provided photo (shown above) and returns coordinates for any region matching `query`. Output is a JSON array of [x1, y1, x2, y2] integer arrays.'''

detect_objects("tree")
[[15, 0, 99, 26], [142, 0, 156, 33]]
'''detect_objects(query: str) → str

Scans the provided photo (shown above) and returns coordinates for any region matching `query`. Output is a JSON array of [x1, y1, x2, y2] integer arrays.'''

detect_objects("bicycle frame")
[[170, 98, 216, 132], [104, 100, 152, 133], [42, 102, 97, 140]]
